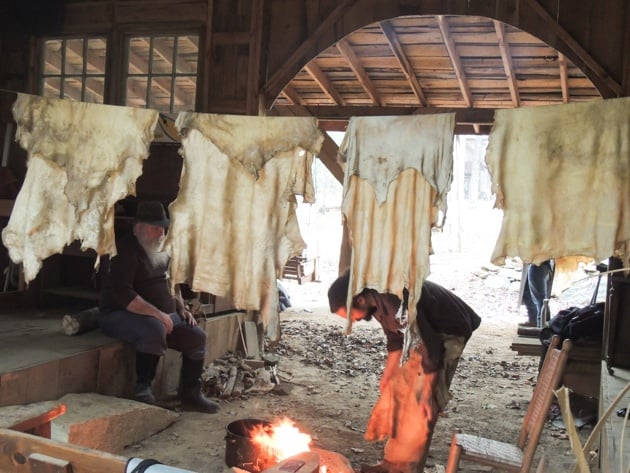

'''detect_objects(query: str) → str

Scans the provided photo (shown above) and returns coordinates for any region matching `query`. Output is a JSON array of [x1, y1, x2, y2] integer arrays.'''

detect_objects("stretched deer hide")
[[2, 94, 158, 282]]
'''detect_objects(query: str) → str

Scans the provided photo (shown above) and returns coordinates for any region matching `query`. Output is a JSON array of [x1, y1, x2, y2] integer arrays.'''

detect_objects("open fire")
[[240, 417, 354, 473], [250, 417, 315, 465]]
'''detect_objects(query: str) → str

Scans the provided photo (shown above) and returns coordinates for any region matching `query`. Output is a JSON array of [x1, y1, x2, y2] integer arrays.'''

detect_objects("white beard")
[[137, 234, 168, 268], [144, 248, 169, 268]]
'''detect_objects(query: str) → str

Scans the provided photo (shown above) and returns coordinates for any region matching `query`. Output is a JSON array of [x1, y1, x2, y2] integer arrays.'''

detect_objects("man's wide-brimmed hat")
[[135, 201, 170, 228]]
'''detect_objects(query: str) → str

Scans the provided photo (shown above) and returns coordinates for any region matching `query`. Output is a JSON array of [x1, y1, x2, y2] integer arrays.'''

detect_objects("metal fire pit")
[[224, 418, 274, 473]]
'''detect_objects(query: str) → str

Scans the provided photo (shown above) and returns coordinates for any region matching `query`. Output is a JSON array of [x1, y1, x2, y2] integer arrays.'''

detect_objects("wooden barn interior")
[[0, 0, 629, 471]]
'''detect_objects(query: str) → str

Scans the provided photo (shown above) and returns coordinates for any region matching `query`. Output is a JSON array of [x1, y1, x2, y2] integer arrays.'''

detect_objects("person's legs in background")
[[527, 261, 554, 327], [521, 276, 538, 326]]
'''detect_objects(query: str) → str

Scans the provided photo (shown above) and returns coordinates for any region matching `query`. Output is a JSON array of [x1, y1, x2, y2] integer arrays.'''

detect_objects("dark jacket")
[[99, 233, 175, 314], [363, 280, 481, 372]]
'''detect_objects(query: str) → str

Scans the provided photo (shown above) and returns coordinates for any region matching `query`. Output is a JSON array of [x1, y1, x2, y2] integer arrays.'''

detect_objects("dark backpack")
[[540, 302, 605, 346]]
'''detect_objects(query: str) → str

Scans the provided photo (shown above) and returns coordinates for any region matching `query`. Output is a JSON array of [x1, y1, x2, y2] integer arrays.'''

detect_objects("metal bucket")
[[224, 418, 274, 473]]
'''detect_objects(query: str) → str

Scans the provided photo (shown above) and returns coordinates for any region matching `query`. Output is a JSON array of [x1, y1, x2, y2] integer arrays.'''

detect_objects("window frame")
[[38, 35, 108, 104], [123, 32, 200, 113]]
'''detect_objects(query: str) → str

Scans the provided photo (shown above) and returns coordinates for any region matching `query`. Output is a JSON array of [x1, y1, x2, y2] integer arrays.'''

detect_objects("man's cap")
[[328, 270, 350, 313], [135, 201, 170, 228]]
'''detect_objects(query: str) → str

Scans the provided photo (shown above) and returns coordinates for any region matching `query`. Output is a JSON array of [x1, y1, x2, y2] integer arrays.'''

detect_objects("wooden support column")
[[247, 0, 264, 115], [623, 0, 630, 97], [199, 0, 214, 112]]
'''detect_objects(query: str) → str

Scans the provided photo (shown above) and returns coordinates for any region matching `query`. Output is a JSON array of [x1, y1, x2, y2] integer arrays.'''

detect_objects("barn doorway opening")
[[280, 134, 508, 318]]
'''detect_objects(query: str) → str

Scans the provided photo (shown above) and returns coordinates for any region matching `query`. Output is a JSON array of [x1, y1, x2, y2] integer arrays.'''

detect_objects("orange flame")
[[251, 417, 312, 462]]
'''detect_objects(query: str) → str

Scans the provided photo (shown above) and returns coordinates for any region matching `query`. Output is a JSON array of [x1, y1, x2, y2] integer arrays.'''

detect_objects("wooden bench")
[[511, 335, 602, 399], [0, 401, 66, 438]]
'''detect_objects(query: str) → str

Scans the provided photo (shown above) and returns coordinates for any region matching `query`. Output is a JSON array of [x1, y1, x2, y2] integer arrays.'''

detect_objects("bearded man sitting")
[[98, 201, 219, 413]]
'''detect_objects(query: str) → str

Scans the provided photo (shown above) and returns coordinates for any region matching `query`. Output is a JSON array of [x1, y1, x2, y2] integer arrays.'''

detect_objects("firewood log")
[[232, 369, 245, 396], [61, 307, 100, 336], [222, 366, 238, 398]]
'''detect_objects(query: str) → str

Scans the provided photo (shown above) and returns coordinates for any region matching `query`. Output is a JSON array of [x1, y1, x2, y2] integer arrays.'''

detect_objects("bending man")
[[328, 271, 481, 473], [99, 201, 219, 413]]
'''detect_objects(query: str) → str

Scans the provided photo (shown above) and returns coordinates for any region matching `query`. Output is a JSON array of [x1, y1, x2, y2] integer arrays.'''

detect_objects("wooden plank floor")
[[0, 303, 249, 407], [0, 304, 134, 407], [0, 307, 118, 374]]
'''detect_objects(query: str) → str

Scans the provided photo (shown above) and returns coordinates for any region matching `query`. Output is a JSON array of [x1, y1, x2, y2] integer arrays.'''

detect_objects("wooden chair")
[[445, 335, 572, 473]]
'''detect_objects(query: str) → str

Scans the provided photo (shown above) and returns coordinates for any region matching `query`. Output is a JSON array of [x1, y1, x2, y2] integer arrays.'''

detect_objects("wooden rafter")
[[380, 20, 426, 107], [335, 38, 381, 106], [304, 61, 345, 105], [265, 13, 600, 117], [262, 0, 359, 106], [494, 20, 520, 107], [523, 0, 621, 97], [281, 84, 302, 105], [438, 16, 472, 108], [558, 52, 569, 103]]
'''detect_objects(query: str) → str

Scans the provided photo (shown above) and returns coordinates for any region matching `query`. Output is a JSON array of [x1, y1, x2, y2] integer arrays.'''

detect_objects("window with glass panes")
[[125, 35, 199, 112], [40, 37, 107, 103]]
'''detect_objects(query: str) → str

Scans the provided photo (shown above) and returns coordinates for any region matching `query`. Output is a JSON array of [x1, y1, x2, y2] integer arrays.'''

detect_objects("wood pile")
[[201, 352, 278, 399]]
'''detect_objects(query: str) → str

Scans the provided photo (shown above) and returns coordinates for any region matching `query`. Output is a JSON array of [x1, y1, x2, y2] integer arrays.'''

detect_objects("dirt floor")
[[123, 228, 601, 472]]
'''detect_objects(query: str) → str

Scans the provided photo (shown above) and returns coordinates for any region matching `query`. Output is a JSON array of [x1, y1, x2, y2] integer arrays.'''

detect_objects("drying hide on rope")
[[166, 113, 323, 341], [338, 114, 455, 343], [2, 94, 158, 283], [486, 96, 630, 269]]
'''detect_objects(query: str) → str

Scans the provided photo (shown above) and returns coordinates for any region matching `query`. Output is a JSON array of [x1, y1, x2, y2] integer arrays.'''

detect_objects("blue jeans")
[[522, 261, 554, 326]]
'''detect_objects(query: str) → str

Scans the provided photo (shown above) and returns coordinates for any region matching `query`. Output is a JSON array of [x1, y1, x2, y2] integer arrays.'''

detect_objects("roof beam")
[[317, 119, 347, 132], [380, 20, 427, 107], [335, 38, 382, 106], [438, 16, 473, 108], [318, 133, 344, 183], [523, 0, 621, 97], [304, 61, 345, 105], [494, 20, 520, 107], [262, 0, 359, 107], [558, 52, 569, 103], [273, 105, 495, 125]]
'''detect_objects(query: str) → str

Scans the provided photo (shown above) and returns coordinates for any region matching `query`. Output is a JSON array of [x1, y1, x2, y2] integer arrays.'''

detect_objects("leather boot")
[[135, 352, 160, 404], [180, 357, 219, 413]]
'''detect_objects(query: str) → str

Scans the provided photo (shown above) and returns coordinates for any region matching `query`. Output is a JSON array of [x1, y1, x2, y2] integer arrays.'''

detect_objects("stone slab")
[[51, 392, 179, 453]]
